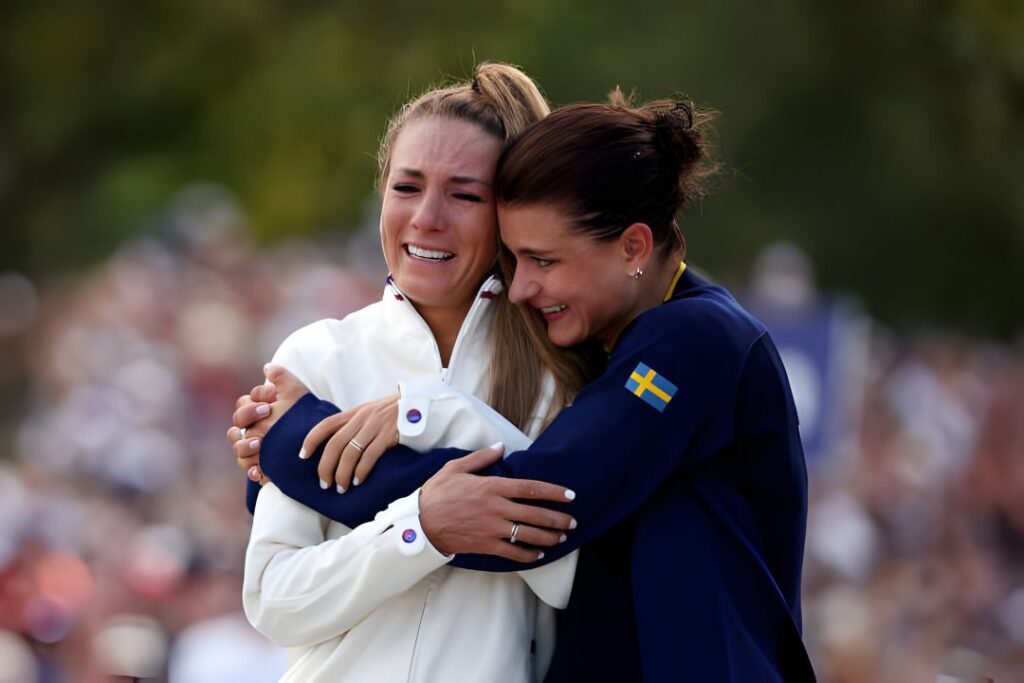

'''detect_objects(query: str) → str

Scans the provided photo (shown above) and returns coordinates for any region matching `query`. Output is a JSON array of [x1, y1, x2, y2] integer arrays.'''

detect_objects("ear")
[[618, 223, 655, 271]]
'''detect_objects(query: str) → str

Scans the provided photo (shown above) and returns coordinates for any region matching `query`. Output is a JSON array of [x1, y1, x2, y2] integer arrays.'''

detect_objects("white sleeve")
[[396, 379, 577, 609], [242, 484, 449, 648]]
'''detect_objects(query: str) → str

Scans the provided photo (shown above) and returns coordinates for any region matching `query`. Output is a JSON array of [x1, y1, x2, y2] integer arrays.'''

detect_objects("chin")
[[545, 326, 584, 348]]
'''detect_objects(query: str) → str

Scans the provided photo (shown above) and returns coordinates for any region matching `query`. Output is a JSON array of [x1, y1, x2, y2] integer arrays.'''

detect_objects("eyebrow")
[[395, 168, 491, 187], [515, 247, 554, 258]]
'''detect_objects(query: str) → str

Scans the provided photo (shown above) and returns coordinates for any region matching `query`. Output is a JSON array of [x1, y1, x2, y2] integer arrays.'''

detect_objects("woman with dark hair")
[[247, 91, 816, 681]]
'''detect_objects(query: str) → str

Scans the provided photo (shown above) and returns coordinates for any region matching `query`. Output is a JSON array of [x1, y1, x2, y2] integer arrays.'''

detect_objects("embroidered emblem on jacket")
[[625, 362, 677, 412]]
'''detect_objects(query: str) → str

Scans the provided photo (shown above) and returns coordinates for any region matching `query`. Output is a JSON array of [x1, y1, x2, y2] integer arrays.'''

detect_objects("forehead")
[[390, 117, 502, 176], [499, 203, 586, 252]]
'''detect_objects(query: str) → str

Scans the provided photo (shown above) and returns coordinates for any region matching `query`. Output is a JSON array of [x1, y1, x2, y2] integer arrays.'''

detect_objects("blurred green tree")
[[0, 0, 1020, 334]]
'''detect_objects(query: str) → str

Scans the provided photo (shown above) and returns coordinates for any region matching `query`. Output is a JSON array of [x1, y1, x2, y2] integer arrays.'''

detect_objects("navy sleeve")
[[452, 303, 754, 570], [254, 393, 471, 522], [245, 479, 260, 515]]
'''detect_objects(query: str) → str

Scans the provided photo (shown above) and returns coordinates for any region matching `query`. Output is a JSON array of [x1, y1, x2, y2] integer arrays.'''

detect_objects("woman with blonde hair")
[[232, 63, 589, 682]]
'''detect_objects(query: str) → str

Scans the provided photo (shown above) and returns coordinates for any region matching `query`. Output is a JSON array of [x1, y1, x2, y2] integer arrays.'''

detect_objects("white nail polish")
[[256, 404, 270, 416], [249, 439, 260, 449], [319, 479, 329, 490], [564, 489, 576, 501], [298, 448, 307, 460], [352, 477, 361, 486], [336, 485, 346, 494], [537, 552, 545, 560], [490, 441, 504, 450], [559, 534, 567, 543], [569, 518, 578, 530]]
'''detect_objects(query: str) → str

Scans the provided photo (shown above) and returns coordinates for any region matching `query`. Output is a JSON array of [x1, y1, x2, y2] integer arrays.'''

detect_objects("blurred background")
[[0, 2, 1021, 681]]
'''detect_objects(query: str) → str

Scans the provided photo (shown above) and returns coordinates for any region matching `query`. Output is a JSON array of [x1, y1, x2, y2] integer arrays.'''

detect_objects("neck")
[[601, 252, 684, 352], [414, 301, 472, 367]]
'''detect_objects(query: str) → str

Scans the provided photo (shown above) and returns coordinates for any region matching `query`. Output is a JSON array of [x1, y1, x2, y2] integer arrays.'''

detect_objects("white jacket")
[[243, 275, 577, 682]]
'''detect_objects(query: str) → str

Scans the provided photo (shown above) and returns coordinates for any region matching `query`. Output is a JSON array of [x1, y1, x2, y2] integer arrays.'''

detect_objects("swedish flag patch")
[[625, 362, 677, 412]]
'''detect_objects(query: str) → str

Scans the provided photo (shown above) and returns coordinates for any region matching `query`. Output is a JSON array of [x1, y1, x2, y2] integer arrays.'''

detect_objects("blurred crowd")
[[0, 187, 382, 682], [0, 188, 1020, 682], [802, 330, 1024, 682]]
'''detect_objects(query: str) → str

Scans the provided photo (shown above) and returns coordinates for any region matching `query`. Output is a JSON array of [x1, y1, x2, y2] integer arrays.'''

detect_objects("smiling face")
[[500, 203, 642, 348], [380, 117, 503, 322]]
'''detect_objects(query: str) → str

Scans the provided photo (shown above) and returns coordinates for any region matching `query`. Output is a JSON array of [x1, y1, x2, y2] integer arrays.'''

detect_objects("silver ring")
[[239, 427, 247, 439], [349, 439, 365, 452], [509, 522, 520, 545]]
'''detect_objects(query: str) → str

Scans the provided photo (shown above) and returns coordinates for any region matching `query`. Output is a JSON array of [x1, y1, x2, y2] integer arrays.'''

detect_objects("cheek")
[[379, 206, 396, 243], [462, 215, 499, 261]]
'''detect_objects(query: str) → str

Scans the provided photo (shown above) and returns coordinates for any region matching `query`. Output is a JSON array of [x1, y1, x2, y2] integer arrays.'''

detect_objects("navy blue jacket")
[[250, 268, 816, 682]]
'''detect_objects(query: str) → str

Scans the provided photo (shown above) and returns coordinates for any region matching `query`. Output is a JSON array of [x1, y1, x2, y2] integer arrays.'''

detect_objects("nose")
[[508, 267, 540, 304], [410, 190, 444, 232]]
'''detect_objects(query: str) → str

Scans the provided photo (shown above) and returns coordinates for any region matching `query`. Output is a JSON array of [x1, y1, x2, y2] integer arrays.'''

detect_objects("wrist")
[[417, 487, 453, 556]]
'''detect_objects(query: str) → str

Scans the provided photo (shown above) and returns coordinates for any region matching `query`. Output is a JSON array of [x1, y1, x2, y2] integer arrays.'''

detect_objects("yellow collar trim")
[[663, 262, 687, 302]]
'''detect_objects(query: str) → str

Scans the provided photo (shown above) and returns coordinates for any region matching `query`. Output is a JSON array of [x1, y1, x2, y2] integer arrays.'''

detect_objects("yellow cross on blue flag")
[[625, 362, 677, 412]]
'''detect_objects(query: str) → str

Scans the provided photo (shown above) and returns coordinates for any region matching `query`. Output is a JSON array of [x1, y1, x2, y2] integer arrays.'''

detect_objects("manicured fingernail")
[[490, 441, 504, 450], [569, 518, 578, 530], [256, 404, 270, 416], [564, 489, 576, 501], [247, 466, 261, 481], [352, 477, 361, 486], [559, 534, 567, 543], [263, 363, 272, 373], [298, 448, 308, 460], [319, 478, 329, 490], [537, 552, 545, 560], [336, 485, 346, 494], [249, 439, 260, 449]]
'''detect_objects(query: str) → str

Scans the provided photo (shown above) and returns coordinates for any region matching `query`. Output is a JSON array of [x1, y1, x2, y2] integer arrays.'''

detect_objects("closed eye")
[[452, 192, 484, 203], [392, 183, 419, 194]]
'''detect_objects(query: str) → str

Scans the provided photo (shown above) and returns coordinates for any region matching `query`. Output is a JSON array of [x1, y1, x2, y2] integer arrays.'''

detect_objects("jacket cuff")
[[378, 489, 453, 562], [397, 382, 431, 441]]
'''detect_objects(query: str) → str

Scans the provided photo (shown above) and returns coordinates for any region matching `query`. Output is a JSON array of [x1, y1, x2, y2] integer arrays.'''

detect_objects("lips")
[[538, 304, 568, 321], [405, 244, 455, 262]]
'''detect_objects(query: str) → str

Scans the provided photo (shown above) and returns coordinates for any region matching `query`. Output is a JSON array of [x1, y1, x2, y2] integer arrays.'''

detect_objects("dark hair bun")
[[496, 88, 719, 255]]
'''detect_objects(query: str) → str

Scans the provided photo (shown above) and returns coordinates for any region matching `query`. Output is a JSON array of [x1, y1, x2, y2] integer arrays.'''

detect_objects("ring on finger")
[[509, 522, 521, 545], [239, 427, 247, 439], [349, 439, 365, 453]]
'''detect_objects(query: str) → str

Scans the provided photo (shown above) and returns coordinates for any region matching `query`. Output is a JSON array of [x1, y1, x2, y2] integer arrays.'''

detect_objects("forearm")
[[258, 393, 471, 525]]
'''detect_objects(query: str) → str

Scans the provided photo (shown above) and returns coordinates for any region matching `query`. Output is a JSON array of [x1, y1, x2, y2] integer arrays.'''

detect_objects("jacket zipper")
[[387, 276, 499, 680], [388, 275, 500, 385]]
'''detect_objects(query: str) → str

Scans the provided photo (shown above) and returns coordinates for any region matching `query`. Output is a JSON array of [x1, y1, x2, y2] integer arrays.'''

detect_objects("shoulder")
[[625, 284, 765, 359], [271, 301, 391, 394], [608, 286, 770, 402], [273, 318, 342, 365], [274, 301, 387, 358]]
